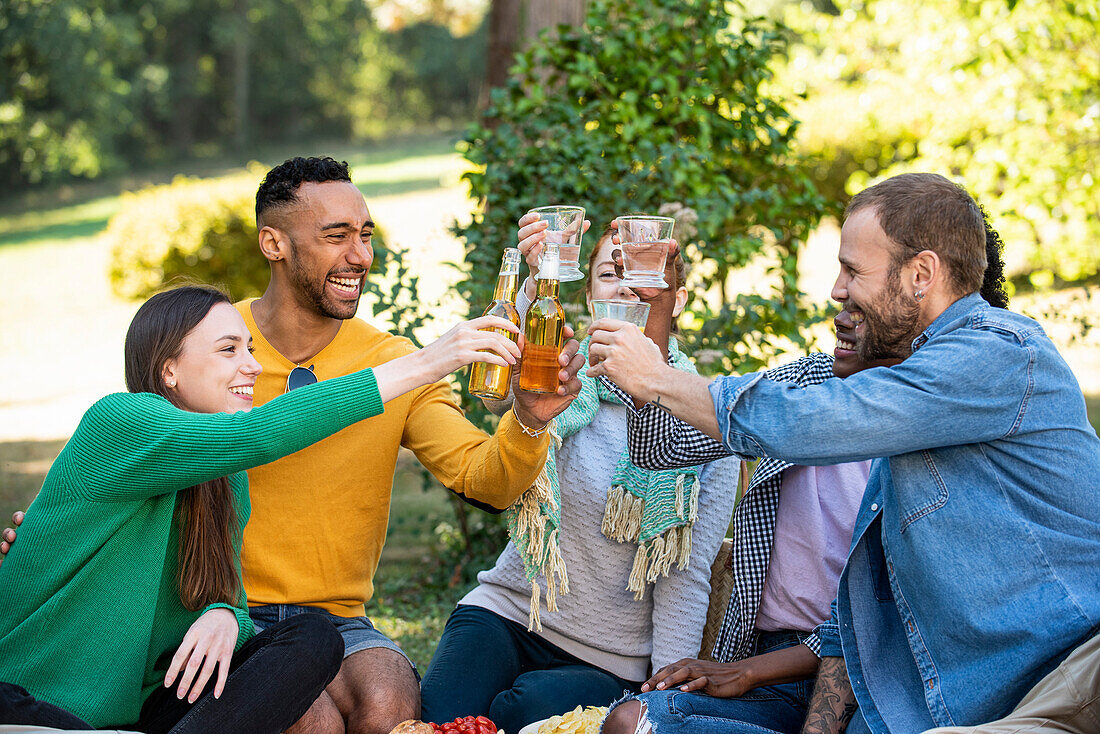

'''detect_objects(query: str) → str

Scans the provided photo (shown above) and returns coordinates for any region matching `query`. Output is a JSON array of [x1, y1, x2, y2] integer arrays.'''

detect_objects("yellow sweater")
[[236, 299, 550, 616]]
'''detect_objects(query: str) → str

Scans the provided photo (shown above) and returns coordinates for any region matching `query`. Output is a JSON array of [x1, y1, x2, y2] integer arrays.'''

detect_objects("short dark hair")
[[845, 173, 986, 296], [255, 156, 352, 223]]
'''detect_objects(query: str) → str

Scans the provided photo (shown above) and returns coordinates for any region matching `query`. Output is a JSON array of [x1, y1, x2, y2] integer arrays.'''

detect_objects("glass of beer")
[[529, 205, 586, 282], [617, 215, 675, 289]]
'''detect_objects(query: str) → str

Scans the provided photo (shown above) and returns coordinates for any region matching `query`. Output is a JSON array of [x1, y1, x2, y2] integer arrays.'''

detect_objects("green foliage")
[[353, 19, 488, 137], [779, 0, 1100, 285], [430, 509, 511, 590], [105, 172, 429, 347], [0, 0, 144, 185], [454, 0, 826, 418], [245, 0, 376, 141], [0, 1, 486, 188]]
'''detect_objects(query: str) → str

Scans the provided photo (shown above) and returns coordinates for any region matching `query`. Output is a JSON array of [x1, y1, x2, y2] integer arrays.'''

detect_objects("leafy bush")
[[108, 169, 267, 301], [453, 0, 826, 418]]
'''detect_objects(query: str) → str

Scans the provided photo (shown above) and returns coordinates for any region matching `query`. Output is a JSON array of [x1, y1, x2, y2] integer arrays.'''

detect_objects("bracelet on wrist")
[[512, 405, 549, 438]]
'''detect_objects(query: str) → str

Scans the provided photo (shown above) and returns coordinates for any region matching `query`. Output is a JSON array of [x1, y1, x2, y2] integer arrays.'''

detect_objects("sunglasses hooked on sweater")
[[285, 364, 317, 393]]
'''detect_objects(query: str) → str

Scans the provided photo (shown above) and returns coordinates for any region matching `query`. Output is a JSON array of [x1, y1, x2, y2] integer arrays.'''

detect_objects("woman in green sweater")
[[0, 284, 523, 733]]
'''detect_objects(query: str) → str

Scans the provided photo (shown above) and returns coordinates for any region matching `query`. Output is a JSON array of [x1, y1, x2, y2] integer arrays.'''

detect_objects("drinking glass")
[[529, 205, 586, 282], [590, 299, 651, 332], [617, 215, 675, 289]]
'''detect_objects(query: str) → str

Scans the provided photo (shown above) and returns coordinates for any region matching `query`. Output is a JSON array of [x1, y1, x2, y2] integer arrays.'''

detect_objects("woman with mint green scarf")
[[420, 219, 741, 734]]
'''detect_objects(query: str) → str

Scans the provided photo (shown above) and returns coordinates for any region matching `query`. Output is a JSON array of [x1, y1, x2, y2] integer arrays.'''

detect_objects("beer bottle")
[[519, 242, 565, 393], [468, 248, 522, 400]]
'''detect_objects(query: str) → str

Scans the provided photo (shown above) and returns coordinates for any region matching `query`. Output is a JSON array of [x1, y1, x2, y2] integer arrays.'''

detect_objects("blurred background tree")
[[0, 0, 489, 186], [0, 0, 144, 184], [6, 0, 1094, 296], [482, 0, 587, 105], [773, 0, 1099, 288]]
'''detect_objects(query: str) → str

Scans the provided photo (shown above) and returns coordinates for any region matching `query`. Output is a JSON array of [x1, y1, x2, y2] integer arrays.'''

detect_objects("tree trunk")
[[168, 16, 200, 156], [481, 0, 587, 107], [232, 0, 250, 150]]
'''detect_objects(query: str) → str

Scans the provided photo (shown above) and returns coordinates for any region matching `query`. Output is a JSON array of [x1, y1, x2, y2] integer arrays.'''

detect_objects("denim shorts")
[[249, 604, 418, 675]]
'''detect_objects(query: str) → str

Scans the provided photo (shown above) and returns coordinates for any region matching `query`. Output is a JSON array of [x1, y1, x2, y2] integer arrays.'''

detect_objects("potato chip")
[[536, 705, 609, 734]]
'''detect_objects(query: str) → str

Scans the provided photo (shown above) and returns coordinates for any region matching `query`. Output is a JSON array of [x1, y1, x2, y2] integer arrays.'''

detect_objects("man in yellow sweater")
[[240, 157, 584, 734]]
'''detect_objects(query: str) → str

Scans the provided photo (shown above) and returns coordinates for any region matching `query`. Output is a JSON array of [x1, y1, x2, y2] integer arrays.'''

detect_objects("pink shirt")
[[755, 462, 870, 633]]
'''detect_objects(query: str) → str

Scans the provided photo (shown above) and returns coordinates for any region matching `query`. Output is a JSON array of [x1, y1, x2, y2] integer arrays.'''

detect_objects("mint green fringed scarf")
[[505, 336, 702, 630]]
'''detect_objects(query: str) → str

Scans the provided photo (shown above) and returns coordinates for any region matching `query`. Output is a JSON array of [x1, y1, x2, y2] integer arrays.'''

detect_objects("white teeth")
[[837, 340, 856, 350], [230, 386, 253, 396], [328, 277, 360, 290]]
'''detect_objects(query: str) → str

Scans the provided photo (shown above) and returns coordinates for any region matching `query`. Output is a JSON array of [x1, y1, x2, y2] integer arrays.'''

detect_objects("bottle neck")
[[492, 272, 520, 302], [537, 244, 561, 297], [535, 274, 559, 299]]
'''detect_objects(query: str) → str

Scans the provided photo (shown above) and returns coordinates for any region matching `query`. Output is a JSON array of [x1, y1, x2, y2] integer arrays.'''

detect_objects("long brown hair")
[[124, 285, 242, 611]]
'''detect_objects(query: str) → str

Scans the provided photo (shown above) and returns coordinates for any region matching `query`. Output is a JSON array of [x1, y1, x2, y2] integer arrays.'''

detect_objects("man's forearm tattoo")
[[801, 656, 857, 734]]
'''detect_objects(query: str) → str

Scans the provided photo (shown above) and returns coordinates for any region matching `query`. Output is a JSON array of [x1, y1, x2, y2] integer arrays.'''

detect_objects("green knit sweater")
[[0, 367, 383, 727]]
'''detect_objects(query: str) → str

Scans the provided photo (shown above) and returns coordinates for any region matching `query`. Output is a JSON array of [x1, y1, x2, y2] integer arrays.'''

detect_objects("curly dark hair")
[[979, 205, 1010, 309], [255, 156, 352, 224]]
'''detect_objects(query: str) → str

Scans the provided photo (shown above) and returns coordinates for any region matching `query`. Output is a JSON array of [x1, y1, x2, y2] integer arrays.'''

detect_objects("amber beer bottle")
[[468, 248, 523, 400], [519, 243, 566, 393]]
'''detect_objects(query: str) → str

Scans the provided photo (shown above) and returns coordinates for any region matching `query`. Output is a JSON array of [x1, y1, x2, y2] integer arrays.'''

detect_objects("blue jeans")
[[421, 605, 638, 733], [250, 603, 416, 671], [626, 632, 813, 734]]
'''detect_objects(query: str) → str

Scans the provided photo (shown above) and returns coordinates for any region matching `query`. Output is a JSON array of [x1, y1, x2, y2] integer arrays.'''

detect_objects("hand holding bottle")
[[373, 316, 521, 404]]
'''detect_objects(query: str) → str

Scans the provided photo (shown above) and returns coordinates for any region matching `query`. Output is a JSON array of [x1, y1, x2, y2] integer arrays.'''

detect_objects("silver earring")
[[914, 289, 925, 302]]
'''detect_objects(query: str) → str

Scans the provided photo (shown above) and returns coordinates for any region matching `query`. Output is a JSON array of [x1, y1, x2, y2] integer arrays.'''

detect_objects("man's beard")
[[857, 274, 922, 362], [287, 241, 362, 320]]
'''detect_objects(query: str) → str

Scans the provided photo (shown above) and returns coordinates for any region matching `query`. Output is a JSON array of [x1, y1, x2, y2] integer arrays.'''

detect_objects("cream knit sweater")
[[461, 403, 740, 682]]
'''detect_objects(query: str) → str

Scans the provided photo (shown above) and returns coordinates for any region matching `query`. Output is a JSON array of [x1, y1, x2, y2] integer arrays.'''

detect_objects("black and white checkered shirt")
[[603, 352, 838, 661]]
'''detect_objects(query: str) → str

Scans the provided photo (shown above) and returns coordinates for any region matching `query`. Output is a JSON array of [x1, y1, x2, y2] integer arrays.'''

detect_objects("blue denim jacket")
[[709, 293, 1100, 732]]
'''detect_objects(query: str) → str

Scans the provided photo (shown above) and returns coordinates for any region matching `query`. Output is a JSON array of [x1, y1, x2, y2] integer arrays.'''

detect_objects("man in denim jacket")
[[587, 173, 1100, 733]]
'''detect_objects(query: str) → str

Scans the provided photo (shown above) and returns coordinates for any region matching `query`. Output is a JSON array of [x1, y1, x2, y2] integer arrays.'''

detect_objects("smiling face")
[[162, 302, 262, 413], [832, 208, 923, 363], [278, 181, 375, 320], [832, 307, 903, 377], [585, 233, 689, 337]]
